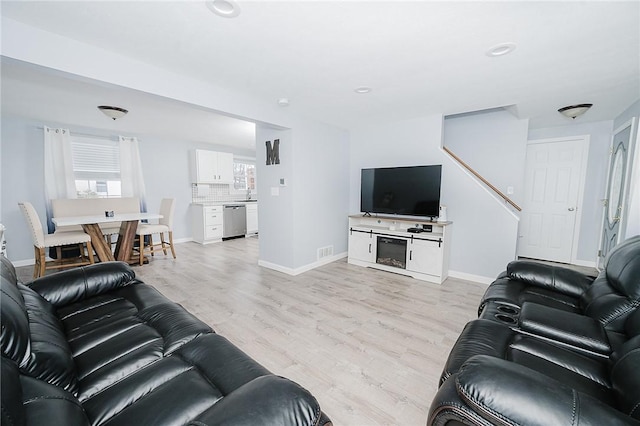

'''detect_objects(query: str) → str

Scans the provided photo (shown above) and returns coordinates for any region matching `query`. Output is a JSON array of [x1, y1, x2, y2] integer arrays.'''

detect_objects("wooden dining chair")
[[134, 198, 176, 265], [18, 202, 95, 278]]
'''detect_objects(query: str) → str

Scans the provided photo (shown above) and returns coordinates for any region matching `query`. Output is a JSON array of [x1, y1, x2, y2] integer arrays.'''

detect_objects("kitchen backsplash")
[[191, 183, 252, 203]]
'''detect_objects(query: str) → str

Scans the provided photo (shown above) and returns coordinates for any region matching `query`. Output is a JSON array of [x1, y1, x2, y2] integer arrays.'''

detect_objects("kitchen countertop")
[[191, 200, 258, 206]]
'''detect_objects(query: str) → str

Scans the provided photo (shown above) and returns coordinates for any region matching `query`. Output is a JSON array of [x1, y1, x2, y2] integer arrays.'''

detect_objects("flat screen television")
[[361, 165, 442, 218]]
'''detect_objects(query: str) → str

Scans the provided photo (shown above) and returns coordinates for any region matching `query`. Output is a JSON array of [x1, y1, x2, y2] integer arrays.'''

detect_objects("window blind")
[[71, 136, 120, 180]]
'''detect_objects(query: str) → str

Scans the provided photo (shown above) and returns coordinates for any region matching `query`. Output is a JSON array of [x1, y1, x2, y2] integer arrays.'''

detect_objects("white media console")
[[348, 215, 452, 283]]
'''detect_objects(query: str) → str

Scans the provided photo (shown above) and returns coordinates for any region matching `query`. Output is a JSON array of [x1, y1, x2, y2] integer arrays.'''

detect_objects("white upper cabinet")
[[190, 149, 234, 183]]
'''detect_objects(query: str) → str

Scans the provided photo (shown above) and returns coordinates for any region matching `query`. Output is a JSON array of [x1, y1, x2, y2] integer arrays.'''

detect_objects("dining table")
[[52, 212, 162, 264]]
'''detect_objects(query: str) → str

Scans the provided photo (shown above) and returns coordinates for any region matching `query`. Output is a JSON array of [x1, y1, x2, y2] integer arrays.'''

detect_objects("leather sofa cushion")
[[80, 334, 274, 426], [20, 283, 79, 395], [2, 357, 90, 426], [52, 283, 212, 403], [604, 235, 640, 299], [191, 375, 322, 426], [580, 273, 639, 331], [519, 302, 611, 355], [1, 275, 30, 366], [1, 271, 79, 395], [479, 276, 581, 314], [611, 344, 640, 420], [28, 262, 136, 308], [507, 260, 594, 298], [440, 319, 612, 397], [448, 355, 634, 426]]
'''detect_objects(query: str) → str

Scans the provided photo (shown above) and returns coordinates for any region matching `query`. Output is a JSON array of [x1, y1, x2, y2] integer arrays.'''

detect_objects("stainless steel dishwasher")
[[223, 205, 247, 239]]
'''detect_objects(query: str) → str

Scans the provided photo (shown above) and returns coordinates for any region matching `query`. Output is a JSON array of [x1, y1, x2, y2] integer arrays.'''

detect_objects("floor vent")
[[317, 245, 334, 260]]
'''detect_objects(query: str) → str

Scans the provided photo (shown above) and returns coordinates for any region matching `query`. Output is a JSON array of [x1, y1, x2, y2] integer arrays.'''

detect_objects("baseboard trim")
[[259, 252, 347, 276], [12, 259, 34, 267], [173, 237, 193, 244], [571, 259, 597, 268], [448, 270, 493, 285]]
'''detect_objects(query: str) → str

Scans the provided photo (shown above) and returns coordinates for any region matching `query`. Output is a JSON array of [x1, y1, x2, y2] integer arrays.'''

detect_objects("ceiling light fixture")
[[354, 87, 372, 94], [98, 106, 128, 120], [558, 103, 593, 119], [277, 98, 290, 107], [205, 0, 240, 18], [486, 42, 517, 57]]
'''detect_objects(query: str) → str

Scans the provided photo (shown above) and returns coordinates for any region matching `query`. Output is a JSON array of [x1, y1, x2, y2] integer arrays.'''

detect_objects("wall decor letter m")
[[265, 139, 280, 165]]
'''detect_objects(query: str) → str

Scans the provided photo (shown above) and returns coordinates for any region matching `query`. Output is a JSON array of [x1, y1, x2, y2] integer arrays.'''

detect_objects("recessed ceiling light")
[[354, 87, 372, 94], [205, 0, 240, 18], [277, 98, 290, 107], [486, 42, 516, 57]]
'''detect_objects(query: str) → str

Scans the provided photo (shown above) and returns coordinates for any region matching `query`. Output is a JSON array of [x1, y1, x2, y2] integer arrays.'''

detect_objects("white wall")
[[0, 114, 255, 263], [255, 125, 295, 268], [444, 108, 529, 206], [350, 115, 520, 281], [255, 120, 350, 271], [528, 120, 613, 264]]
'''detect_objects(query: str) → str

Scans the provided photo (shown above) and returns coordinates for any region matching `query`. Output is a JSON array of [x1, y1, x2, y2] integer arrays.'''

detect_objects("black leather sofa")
[[428, 236, 640, 426], [1, 255, 331, 426]]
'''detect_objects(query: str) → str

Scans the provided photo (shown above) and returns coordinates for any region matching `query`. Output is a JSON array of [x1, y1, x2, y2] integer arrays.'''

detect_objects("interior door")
[[518, 137, 588, 263], [598, 119, 636, 268]]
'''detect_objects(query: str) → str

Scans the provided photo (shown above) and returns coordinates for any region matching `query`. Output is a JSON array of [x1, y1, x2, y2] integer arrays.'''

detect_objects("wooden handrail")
[[443, 146, 522, 212]]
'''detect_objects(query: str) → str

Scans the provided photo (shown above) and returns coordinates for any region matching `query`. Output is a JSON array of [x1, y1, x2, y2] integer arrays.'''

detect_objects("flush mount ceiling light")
[[205, 0, 240, 18], [558, 103, 593, 119], [354, 87, 372, 94], [486, 42, 517, 57], [97, 106, 128, 120], [277, 98, 290, 107]]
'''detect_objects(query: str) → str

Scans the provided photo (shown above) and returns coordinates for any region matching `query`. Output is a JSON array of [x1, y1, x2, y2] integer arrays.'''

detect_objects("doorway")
[[517, 136, 589, 263], [597, 118, 637, 268]]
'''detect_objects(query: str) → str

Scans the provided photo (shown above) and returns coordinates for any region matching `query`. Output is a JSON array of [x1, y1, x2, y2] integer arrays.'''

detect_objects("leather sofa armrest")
[[519, 302, 611, 355], [506, 260, 594, 298], [27, 262, 136, 307], [429, 355, 633, 426], [190, 375, 325, 426]]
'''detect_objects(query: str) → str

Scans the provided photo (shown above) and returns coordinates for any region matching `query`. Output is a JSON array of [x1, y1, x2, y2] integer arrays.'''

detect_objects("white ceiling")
[[2, 1, 639, 143]]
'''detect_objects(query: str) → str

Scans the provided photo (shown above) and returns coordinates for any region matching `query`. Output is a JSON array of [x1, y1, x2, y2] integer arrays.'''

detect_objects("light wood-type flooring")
[[16, 237, 486, 426]]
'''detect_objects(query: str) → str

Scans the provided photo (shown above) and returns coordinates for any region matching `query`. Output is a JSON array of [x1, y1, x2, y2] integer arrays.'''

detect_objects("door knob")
[[568, 207, 575, 211]]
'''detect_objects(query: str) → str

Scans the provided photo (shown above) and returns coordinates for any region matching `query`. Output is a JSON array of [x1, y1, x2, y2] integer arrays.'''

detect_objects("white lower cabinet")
[[192, 205, 223, 244], [347, 229, 376, 263], [246, 203, 259, 234], [406, 238, 443, 277]]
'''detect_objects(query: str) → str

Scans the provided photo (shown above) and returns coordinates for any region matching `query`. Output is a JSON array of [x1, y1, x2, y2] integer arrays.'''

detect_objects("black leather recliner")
[[428, 236, 640, 426], [1, 255, 331, 426]]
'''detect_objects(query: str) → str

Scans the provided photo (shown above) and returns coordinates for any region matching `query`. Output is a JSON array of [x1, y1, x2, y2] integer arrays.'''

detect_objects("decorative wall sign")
[[266, 139, 280, 165]]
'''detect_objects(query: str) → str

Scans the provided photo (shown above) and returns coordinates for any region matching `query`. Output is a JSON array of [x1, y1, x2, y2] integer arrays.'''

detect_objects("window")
[[233, 159, 256, 192], [71, 136, 122, 198]]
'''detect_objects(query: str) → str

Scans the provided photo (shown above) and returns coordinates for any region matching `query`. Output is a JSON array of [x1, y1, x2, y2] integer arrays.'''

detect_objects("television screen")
[[361, 165, 442, 218]]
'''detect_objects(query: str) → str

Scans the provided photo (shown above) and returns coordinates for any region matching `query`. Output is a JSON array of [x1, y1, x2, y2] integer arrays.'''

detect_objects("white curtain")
[[119, 136, 147, 212], [44, 126, 76, 233]]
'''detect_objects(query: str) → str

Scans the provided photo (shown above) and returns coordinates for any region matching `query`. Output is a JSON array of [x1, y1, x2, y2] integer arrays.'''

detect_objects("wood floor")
[[16, 237, 486, 426]]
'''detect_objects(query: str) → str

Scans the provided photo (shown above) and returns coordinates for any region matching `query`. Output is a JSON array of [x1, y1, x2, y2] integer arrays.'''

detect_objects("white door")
[[597, 119, 636, 268], [518, 137, 588, 263]]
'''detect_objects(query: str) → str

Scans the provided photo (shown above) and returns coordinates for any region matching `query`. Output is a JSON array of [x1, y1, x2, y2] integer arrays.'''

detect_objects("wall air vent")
[[317, 245, 334, 260]]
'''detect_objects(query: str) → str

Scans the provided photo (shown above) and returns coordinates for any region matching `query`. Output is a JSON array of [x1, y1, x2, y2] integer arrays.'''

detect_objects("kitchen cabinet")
[[190, 150, 233, 184], [246, 203, 258, 234], [192, 205, 223, 244]]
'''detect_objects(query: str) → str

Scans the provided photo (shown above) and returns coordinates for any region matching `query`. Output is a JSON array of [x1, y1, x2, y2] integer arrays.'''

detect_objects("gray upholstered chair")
[[135, 198, 176, 265], [18, 201, 95, 278]]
